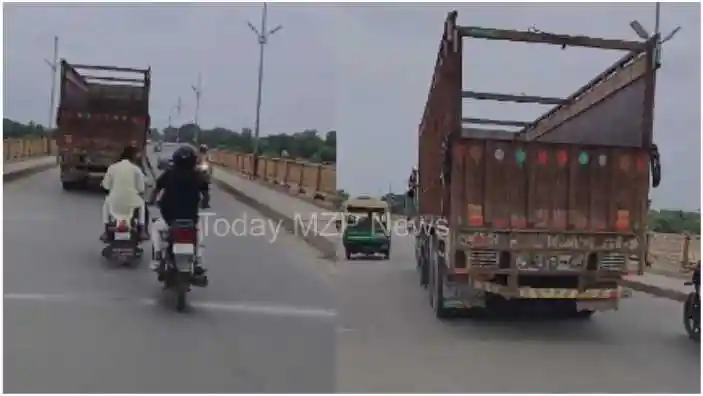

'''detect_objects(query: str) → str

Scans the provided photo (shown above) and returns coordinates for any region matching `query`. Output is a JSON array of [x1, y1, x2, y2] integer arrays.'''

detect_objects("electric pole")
[[191, 72, 203, 145], [248, 2, 282, 177], [44, 36, 59, 131]]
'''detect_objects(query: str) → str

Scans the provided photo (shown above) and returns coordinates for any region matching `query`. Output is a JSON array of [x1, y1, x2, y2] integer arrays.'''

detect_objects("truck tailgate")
[[58, 111, 147, 161], [451, 138, 649, 233]]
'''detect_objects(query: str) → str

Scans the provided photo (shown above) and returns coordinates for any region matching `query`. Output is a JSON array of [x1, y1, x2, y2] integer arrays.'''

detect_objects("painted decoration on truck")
[[636, 155, 646, 171], [537, 151, 548, 165], [494, 148, 504, 161], [515, 149, 526, 167], [578, 152, 589, 166], [556, 150, 568, 166], [598, 154, 607, 167]]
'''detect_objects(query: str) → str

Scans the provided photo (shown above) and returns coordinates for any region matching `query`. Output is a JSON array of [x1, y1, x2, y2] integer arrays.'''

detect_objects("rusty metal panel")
[[56, 111, 146, 155], [418, 11, 462, 218], [522, 50, 656, 147], [453, 138, 649, 233]]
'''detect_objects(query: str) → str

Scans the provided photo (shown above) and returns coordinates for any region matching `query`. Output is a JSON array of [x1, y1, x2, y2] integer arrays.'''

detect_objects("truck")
[[56, 60, 151, 190], [413, 11, 661, 319]]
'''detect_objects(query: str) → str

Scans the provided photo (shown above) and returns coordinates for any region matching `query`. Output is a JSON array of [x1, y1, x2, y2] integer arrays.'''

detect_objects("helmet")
[[199, 144, 208, 153], [172, 145, 198, 169]]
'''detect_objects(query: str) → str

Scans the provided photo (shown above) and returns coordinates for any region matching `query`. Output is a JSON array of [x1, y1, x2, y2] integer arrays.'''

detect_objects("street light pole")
[[191, 72, 203, 145], [172, 97, 182, 143], [248, 2, 282, 176], [629, 2, 682, 65], [44, 36, 59, 131]]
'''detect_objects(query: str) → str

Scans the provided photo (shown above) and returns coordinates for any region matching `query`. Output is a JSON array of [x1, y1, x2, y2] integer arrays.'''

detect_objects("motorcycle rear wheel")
[[176, 292, 187, 312], [683, 292, 700, 341]]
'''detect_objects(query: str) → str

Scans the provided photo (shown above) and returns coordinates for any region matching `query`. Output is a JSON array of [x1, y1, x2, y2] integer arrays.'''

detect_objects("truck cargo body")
[[56, 60, 151, 189], [414, 11, 659, 318]]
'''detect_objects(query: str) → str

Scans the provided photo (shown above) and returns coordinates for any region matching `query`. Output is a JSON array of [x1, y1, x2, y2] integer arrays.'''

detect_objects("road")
[[3, 159, 335, 393], [335, 233, 701, 393], [5, 152, 701, 393]]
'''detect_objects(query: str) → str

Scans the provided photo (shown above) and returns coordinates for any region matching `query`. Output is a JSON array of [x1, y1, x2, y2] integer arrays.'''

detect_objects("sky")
[[3, 3, 701, 210]]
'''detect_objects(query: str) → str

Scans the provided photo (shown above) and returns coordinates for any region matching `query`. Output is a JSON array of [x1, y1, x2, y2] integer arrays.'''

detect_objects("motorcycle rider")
[[198, 144, 209, 162], [100, 145, 149, 241], [148, 145, 210, 273]]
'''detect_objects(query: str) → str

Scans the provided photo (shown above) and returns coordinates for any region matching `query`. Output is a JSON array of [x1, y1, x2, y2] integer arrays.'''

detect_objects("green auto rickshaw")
[[337, 197, 392, 260]]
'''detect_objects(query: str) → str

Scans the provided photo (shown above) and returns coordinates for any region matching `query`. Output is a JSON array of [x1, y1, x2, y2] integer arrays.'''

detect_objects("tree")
[[3, 118, 336, 165]]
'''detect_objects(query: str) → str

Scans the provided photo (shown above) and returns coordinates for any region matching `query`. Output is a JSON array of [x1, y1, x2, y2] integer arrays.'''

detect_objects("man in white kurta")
[[100, 146, 148, 240]]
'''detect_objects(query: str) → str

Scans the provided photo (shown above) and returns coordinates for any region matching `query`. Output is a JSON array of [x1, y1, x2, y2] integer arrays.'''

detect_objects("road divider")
[[4, 137, 57, 163], [211, 150, 339, 209], [211, 167, 338, 260]]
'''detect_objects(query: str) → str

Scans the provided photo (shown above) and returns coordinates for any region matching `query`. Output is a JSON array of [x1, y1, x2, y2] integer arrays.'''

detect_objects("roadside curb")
[[621, 278, 688, 302], [3, 161, 56, 183], [212, 170, 338, 261]]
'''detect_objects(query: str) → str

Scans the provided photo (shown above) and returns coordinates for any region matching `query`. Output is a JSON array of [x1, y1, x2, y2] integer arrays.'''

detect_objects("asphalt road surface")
[[335, 233, 701, 393], [4, 163, 335, 393], [5, 153, 701, 393]]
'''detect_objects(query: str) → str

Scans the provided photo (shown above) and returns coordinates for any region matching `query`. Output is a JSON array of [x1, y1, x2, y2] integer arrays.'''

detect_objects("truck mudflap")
[[471, 280, 631, 299]]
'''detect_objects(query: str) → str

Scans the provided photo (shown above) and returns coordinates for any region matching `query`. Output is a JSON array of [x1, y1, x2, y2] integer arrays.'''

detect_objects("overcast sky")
[[3, 3, 700, 210]]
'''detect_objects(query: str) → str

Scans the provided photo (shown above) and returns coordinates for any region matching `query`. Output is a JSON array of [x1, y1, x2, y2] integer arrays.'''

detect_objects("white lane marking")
[[4, 292, 336, 319]]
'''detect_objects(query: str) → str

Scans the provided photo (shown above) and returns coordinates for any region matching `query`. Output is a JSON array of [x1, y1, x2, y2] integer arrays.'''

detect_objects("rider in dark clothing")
[[150, 146, 210, 223], [148, 145, 210, 273]]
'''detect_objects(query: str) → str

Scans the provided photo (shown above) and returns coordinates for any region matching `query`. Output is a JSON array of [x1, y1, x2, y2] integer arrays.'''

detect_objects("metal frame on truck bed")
[[56, 60, 151, 190], [414, 11, 659, 319]]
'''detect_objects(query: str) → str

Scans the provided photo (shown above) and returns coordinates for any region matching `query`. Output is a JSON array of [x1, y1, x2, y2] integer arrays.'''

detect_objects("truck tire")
[[572, 310, 594, 319], [62, 181, 77, 191], [428, 238, 449, 319]]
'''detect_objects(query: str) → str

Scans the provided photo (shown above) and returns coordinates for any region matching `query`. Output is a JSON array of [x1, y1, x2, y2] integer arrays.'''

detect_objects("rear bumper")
[[60, 164, 107, 181], [472, 280, 630, 300], [344, 239, 391, 252]]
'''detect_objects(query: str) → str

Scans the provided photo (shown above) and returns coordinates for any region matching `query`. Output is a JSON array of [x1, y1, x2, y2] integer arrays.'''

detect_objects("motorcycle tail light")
[[116, 220, 129, 232], [172, 228, 197, 244]]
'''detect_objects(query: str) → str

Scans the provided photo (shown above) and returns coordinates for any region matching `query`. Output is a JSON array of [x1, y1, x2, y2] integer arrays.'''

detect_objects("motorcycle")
[[152, 209, 209, 312], [101, 203, 144, 266], [197, 160, 212, 183], [683, 264, 700, 341]]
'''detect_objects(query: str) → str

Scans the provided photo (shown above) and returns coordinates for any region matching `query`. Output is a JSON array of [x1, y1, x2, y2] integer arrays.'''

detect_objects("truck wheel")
[[62, 181, 76, 191], [428, 242, 449, 319], [572, 310, 594, 319]]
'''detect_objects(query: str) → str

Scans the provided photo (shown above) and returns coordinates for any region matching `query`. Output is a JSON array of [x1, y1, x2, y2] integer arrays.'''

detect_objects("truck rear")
[[414, 11, 661, 318], [56, 60, 151, 190]]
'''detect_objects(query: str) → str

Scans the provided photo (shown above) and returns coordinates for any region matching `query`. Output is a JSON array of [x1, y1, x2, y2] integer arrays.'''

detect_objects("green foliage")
[[3, 118, 55, 138], [3, 118, 336, 165], [649, 209, 700, 235], [162, 123, 336, 164]]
